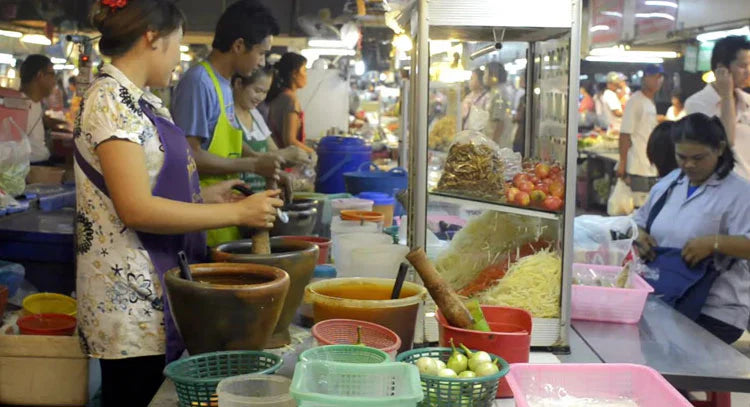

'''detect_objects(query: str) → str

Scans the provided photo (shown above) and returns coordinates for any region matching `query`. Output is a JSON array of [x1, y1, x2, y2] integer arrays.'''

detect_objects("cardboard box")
[[26, 166, 66, 185], [0, 327, 88, 406]]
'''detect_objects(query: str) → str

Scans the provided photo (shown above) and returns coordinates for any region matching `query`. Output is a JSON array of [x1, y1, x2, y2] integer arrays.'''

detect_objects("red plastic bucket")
[[437, 305, 532, 398], [279, 236, 331, 264], [17, 313, 77, 336]]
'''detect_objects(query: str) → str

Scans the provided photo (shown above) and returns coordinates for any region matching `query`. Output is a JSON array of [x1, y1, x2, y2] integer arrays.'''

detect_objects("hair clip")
[[102, 0, 127, 9]]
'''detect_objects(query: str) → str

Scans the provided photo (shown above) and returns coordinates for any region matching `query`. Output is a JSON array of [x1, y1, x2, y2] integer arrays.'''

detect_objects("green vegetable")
[[437, 368, 458, 378], [473, 360, 500, 377], [416, 357, 439, 375], [458, 370, 476, 378], [447, 339, 468, 373], [460, 344, 492, 371], [465, 299, 491, 332]]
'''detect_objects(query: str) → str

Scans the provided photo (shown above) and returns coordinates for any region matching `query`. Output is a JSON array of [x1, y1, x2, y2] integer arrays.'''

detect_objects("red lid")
[[17, 313, 77, 336]]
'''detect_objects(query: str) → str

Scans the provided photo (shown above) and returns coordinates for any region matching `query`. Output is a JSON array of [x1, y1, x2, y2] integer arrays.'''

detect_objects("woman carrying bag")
[[75, 1, 282, 404], [633, 113, 750, 344]]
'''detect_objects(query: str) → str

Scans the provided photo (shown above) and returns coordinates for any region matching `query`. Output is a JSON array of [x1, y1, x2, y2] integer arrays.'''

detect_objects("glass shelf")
[[429, 191, 561, 220]]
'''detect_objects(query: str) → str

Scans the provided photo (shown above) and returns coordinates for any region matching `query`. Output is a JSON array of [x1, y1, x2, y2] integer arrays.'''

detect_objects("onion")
[[437, 368, 458, 378], [416, 357, 439, 375], [473, 361, 500, 377]]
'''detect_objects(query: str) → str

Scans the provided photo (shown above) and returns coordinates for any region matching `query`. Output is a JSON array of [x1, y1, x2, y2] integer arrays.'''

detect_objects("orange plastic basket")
[[312, 319, 401, 358]]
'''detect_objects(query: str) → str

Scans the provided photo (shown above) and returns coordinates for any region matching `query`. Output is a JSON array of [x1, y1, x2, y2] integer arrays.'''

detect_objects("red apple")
[[535, 182, 549, 194], [513, 173, 529, 187], [506, 187, 520, 202], [530, 190, 547, 202], [529, 175, 540, 184], [549, 181, 565, 199], [514, 191, 531, 207], [550, 165, 562, 175], [535, 163, 551, 179], [542, 177, 554, 186], [543, 195, 563, 211], [518, 181, 534, 193]]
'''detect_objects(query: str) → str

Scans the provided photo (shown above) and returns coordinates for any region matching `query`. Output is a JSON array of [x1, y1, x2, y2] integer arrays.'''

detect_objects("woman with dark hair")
[[634, 113, 750, 344], [267, 52, 314, 153], [76, 1, 282, 403], [665, 88, 686, 121], [646, 121, 679, 177], [461, 68, 490, 130]]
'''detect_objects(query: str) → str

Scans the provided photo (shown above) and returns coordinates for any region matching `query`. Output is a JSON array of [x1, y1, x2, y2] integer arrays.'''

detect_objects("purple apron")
[[75, 98, 207, 362]]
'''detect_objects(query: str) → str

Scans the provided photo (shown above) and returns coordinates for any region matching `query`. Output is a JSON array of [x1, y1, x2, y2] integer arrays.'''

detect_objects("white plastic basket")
[[571, 264, 654, 324]]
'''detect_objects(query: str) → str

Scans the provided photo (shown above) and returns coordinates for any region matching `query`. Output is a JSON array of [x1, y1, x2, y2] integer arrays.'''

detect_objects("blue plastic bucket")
[[315, 137, 372, 194], [344, 163, 408, 216]]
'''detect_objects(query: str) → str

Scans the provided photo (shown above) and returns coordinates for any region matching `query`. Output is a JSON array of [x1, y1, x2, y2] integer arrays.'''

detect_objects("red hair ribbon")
[[101, 0, 127, 9]]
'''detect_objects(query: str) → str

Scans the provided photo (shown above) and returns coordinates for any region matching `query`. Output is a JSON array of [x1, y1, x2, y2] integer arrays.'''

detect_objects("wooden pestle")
[[250, 178, 278, 255], [406, 247, 475, 329]]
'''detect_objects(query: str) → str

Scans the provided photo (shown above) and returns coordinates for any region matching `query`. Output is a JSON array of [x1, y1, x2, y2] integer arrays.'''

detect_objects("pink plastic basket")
[[571, 263, 654, 324], [507, 363, 691, 407]]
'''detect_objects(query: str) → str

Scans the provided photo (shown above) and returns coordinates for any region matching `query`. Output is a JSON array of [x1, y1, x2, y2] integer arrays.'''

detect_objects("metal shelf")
[[429, 192, 561, 220]]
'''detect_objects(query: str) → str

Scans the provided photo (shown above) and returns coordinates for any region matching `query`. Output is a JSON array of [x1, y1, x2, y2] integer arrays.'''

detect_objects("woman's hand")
[[682, 236, 715, 267], [275, 146, 311, 166], [234, 189, 284, 229], [201, 179, 245, 204], [635, 228, 657, 262], [251, 155, 285, 180]]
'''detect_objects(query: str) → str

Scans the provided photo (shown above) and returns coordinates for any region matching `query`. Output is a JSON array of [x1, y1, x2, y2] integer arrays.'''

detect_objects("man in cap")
[[618, 64, 664, 207]]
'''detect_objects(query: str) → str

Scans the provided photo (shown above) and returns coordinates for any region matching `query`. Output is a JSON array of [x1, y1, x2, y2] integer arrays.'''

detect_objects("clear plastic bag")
[[607, 179, 634, 216], [436, 130, 506, 201], [574, 215, 638, 266], [0, 116, 31, 197]]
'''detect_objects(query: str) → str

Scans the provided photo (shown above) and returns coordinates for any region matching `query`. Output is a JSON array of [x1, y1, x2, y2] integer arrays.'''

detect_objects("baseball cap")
[[606, 71, 622, 83], [644, 64, 664, 76]]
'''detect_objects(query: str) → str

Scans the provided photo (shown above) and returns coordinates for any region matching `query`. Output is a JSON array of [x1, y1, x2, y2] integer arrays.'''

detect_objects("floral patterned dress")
[[74, 65, 170, 359]]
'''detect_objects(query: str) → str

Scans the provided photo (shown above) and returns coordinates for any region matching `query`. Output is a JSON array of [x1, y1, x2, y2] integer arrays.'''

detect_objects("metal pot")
[[271, 207, 317, 237]]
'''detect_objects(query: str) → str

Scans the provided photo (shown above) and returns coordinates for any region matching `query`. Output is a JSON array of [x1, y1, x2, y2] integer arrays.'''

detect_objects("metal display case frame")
[[405, 0, 582, 351]]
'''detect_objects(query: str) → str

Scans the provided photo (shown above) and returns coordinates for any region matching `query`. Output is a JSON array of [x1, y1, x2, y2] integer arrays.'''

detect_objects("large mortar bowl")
[[212, 237, 319, 348], [164, 263, 289, 354]]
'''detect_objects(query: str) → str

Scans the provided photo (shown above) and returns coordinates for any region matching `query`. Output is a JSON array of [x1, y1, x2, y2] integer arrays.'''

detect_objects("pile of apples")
[[505, 163, 565, 211]]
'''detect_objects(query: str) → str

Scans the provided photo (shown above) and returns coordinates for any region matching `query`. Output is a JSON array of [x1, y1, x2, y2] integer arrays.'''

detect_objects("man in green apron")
[[172, 0, 281, 247]]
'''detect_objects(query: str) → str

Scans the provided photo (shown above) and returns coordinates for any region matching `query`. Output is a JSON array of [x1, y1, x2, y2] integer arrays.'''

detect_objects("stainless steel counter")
[[573, 297, 750, 392]]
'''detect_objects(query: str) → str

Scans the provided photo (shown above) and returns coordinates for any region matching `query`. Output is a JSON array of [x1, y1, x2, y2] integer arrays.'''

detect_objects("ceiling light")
[[634, 12, 675, 21], [600, 11, 623, 18], [180, 53, 193, 62], [644, 0, 679, 7], [308, 39, 349, 49], [393, 34, 412, 52], [590, 25, 610, 32], [696, 26, 750, 43], [379, 73, 387, 81], [53, 64, 75, 70], [589, 46, 678, 58], [585, 55, 665, 63], [354, 60, 366, 76], [0, 30, 22, 39], [0, 53, 15, 65], [514, 58, 527, 65], [20, 34, 52, 46], [50, 57, 67, 64], [180, 45, 189, 53]]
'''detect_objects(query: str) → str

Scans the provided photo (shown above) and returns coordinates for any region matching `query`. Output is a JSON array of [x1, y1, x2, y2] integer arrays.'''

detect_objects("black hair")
[[91, 0, 185, 57], [672, 113, 735, 179], [232, 66, 274, 89], [471, 68, 486, 88], [68, 76, 77, 86], [486, 62, 507, 85], [710, 35, 750, 71], [670, 88, 685, 105], [20, 55, 52, 85], [212, 0, 280, 53], [647, 121, 679, 177], [266, 53, 307, 103], [596, 82, 608, 93]]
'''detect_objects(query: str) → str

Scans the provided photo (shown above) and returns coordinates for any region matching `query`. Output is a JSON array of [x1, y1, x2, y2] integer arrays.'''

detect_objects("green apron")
[[239, 113, 269, 192], [199, 61, 243, 247]]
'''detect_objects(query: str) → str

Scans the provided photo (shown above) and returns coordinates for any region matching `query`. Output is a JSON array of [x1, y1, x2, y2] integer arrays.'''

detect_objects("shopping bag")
[[607, 179, 634, 216]]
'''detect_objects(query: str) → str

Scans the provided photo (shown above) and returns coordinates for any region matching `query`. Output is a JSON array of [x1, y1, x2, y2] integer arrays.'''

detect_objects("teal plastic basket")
[[396, 347, 509, 407], [299, 345, 390, 363], [163, 351, 282, 407], [291, 361, 424, 407]]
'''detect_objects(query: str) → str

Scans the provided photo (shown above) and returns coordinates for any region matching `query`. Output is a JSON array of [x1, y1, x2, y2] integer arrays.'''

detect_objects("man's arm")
[[187, 136, 281, 178], [714, 66, 737, 145], [618, 133, 632, 178]]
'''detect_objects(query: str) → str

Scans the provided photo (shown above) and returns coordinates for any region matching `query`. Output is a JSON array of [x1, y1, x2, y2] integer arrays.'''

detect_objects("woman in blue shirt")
[[634, 113, 750, 343]]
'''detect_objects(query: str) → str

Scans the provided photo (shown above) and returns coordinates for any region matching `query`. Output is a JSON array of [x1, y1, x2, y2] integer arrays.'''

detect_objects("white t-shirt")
[[665, 106, 686, 121], [685, 85, 750, 180], [26, 101, 49, 163], [602, 89, 622, 132], [620, 91, 658, 177]]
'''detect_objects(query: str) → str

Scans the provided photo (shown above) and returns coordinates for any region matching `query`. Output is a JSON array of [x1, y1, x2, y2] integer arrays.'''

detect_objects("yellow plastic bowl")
[[22, 293, 77, 316]]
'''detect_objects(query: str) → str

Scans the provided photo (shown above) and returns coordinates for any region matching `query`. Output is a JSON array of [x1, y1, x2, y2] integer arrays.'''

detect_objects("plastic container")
[[331, 198, 374, 217], [297, 265, 337, 328], [331, 232, 392, 275], [0, 260, 24, 297], [340, 210, 385, 223], [291, 361, 424, 407], [17, 313, 77, 336], [396, 347, 510, 407], [164, 351, 283, 407], [506, 363, 691, 407], [436, 305, 532, 398], [294, 192, 353, 238], [359, 192, 396, 227], [571, 263, 654, 324], [316, 136, 372, 194], [343, 163, 408, 210], [299, 344, 390, 364], [216, 374, 294, 407], [22, 293, 77, 316], [342, 244, 409, 280], [304, 277, 427, 353], [279, 236, 331, 265], [312, 319, 402, 359]]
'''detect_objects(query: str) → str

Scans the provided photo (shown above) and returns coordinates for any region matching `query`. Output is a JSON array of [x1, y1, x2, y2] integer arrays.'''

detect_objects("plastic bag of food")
[[0, 116, 31, 197], [574, 215, 638, 266], [436, 130, 506, 201], [607, 179, 634, 216]]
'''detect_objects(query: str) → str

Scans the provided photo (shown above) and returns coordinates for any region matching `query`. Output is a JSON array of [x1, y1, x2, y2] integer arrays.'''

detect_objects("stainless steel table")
[[573, 296, 750, 392]]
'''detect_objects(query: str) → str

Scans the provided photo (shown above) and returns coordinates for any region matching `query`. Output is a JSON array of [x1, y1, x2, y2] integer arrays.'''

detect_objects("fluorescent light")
[[393, 34, 412, 52], [580, 74, 589, 80], [308, 39, 349, 49], [644, 0, 678, 8], [21, 34, 52, 45], [180, 53, 193, 62], [514, 58, 527, 65], [696, 26, 750, 43], [379, 73, 387, 81], [635, 12, 675, 21], [585, 55, 665, 63], [0, 29, 22, 38], [0, 53, 15, 65], [590, 25, 610, 32], [179, 45, 189, 52], [354, 60, 366, 76], [302, 48, 355, 56], [53, 64, 75, 70], [589, 46, 678, 58], [50, 57, 67, 64], [601, 11, 623, 18]]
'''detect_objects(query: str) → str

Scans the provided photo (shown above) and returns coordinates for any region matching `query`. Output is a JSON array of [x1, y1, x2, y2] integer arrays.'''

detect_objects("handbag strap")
[[645, 174, 683, 234]]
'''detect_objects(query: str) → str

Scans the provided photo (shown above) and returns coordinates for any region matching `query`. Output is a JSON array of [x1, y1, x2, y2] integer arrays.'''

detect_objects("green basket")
[[396, 347, 509, 407], [163, 351, 282, 407], [299, 345, 390, 364]]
